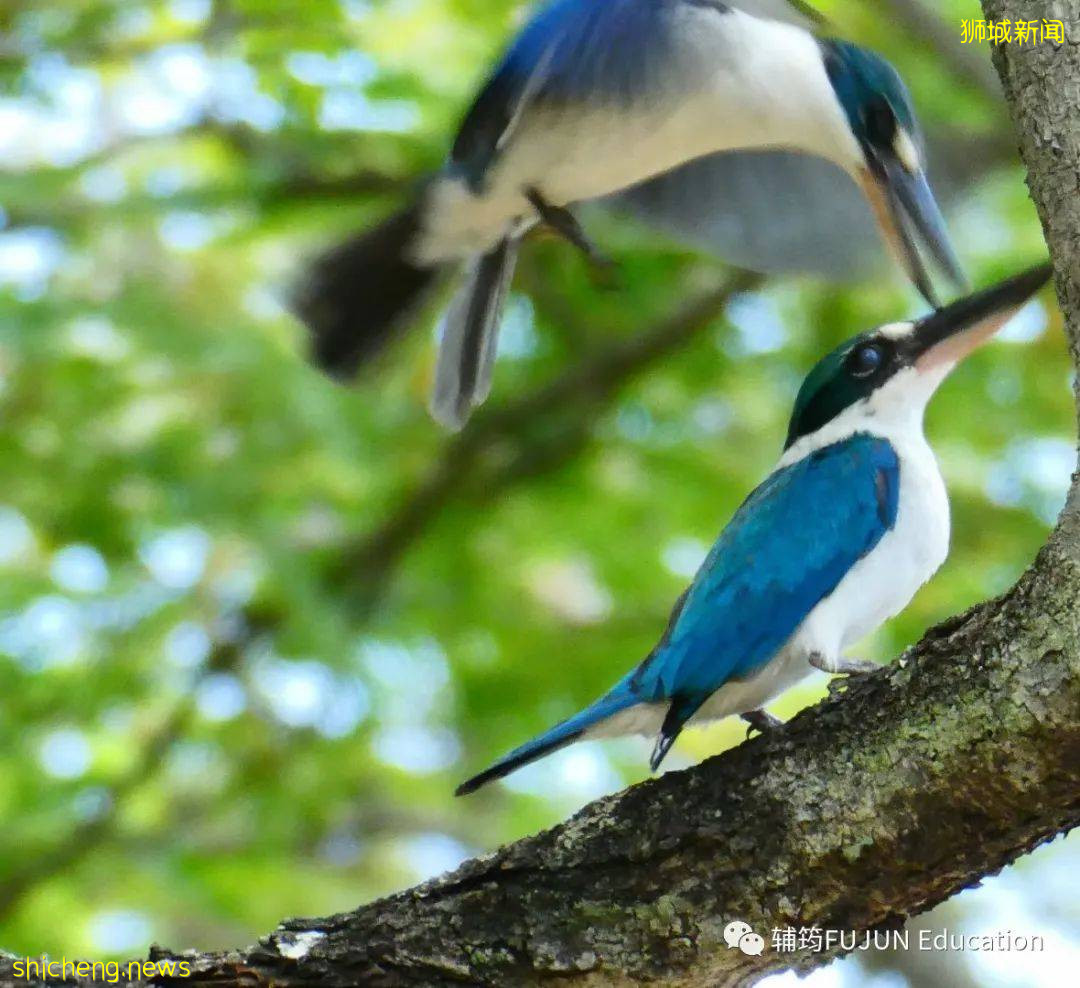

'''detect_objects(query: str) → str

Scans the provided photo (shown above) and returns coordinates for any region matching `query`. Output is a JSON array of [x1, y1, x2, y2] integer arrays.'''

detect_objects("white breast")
[[792, 432, 949, 662]]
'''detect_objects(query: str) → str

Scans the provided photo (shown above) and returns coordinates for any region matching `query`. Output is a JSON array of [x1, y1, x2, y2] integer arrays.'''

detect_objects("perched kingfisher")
[[455, 265, 1052, 796], [295, 0, 965, 430]]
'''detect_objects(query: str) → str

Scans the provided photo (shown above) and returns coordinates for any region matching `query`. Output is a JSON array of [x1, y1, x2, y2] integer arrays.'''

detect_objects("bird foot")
[[809, 653, 879, 696], [526, 188, 617, 275], [741, 709, 784, 738], [808, 652, 879, 677]]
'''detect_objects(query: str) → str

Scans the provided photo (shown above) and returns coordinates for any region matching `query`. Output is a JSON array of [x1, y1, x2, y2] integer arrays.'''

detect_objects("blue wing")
[[628, 434, 900, 704], [450, 0, 817, 189]]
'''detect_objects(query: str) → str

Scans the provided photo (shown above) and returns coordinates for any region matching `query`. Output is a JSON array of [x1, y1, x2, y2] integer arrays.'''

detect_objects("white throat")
[[720, 13, 864, 169]]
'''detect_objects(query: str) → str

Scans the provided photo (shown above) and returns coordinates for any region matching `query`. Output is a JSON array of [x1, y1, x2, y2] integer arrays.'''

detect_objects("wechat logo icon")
[[724, 920, 765, 956]]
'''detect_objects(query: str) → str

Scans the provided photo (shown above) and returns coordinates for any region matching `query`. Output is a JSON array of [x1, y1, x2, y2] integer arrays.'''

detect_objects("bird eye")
[[862, 98, 896, 147], [848, 343, 884, 378]]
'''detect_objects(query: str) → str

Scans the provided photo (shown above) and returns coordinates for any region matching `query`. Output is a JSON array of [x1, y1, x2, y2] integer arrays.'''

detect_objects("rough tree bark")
[[3, 4, 1079, 987]]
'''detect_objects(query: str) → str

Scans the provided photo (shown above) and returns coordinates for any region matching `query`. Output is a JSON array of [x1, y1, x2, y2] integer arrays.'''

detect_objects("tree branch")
[[12, 557, 1075, 987]]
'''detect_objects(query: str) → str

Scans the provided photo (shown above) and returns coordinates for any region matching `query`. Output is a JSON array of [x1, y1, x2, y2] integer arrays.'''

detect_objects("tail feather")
[[292, 199, 440, 378], [429, 238, 519, 430], [455, 684, 637, 796]]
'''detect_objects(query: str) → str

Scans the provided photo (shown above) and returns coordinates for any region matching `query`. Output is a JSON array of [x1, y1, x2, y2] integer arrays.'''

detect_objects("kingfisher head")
[[821, 40, 966, 306], [784, 264, 1053, 451]]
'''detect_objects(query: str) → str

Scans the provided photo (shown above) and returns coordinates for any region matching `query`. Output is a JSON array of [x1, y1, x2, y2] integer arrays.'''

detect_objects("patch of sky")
[[952, 198, 1014, 261], [372, 724, 461, 774], [195, 673, 247, 722], [997, 299, 1048, 344], [116, 48, 206, 135], [986, 437, 1074, 525], [497, 294, 538, 359], [615, 403, 655, 443], [0, 595, 87, 669], [0, 507, 35, 565], [164, 621, 212, 669], [242, 284, 288, 321], [166, 740, 228, 789], [38, 726, 92, 779], [17, 54, 104, 166], [139, 526, 211, 590], [286, 50, 376, 87], [760, 969, 904, 988], [113, 5, 154, 39], [211, 58, 285, 131], [50, 544, 109, 594], [986, 364, 1023, 407], [158, 210, 220, 251], [358, 637, 451, 727], [661, 537, 708, 580], [690, 397, 733, 436], [318, 91, 419, 132], [87, 910, 152, 955], [64, 315, 131, 363], [396, 832, 474, 883], [145, 165, 190, 198], [212, 557, 262, 609], [252, 657, 370, 738], [78, 165, 128, 203], [0, 227, 67, 300], [723, 292, 788, 356], [501, 742, 625, 802], [341, 0, 374, 20], [170, 0, 212, 25]]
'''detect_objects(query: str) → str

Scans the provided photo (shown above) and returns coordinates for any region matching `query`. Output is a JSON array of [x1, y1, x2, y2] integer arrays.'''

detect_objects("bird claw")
[[809, 652, 879, 677], [741, 709, 783, 738], [526, 188, 617, 274]]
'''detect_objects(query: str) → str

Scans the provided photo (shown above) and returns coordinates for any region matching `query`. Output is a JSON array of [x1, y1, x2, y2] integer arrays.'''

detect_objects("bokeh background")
[[0, 1, 1076, 985]]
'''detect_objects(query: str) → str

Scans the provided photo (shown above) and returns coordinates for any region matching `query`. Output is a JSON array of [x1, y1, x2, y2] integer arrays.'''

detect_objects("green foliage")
[[0, 0, 1072, 969]]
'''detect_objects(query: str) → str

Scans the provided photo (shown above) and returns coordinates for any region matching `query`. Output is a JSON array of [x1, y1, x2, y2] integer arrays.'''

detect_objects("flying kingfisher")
[[455, 264, 1052, 796], [294, 0, 965, 430]]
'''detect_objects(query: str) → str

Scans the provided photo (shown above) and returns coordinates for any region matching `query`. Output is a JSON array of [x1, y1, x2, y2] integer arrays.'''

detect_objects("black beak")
[[910, 263, 1053, 371], [880, 154, 967, 307]]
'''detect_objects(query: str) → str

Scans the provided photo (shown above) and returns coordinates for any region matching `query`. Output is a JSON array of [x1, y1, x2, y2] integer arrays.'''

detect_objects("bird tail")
[[292, 197, 441, 378], [455, 681, 637, 797], [429, 237, 519, 430]]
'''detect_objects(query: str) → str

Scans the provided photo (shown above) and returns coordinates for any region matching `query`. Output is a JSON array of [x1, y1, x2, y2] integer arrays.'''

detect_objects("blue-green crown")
[[785, 329, 890, 449], [820, 39, 919, 145]]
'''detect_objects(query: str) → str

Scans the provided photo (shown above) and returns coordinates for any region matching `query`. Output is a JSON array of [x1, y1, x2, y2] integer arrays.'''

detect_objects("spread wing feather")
[[451, 0, 820, 188]]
